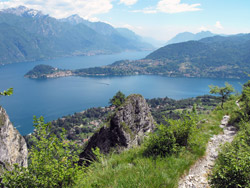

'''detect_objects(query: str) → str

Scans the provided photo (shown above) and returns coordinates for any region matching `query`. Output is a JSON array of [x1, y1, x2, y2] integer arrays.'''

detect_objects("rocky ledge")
[[0, 106, 28, 173], [79, 94, 155, 165]]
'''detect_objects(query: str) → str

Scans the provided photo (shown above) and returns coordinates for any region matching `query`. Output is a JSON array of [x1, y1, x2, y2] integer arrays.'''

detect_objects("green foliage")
[[0, 88, 13, 97], [1, 116, 84, 188], [192, 103, 197, 114], [143, 113, 198, 157], [210, 122, 250, 188], [209, 82, 235, 109], [210, 80, 250, 187], [24, 107, 111, 149], [147, 95, 220, 125], [109, 91, 126, 107], [74, 147, 196, 188]]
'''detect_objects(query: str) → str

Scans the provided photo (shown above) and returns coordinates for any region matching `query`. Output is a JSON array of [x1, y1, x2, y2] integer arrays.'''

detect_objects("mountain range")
[[166, 31, 216, 45], [0, 6, 153, 65]]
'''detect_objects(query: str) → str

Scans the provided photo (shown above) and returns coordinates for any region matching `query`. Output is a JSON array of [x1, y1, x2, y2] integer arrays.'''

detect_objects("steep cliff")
[[79, 94, 155, 165], [0, 106, 28, 173]]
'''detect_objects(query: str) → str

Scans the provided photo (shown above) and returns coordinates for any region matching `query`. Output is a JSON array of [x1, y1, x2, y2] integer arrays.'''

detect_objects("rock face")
[[79, 94, 155, 164], [0, 106, 28, 172]]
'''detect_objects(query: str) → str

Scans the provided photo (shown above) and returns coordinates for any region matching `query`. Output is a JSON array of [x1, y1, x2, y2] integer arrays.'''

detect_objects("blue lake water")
[[0, 51, 248, 135]]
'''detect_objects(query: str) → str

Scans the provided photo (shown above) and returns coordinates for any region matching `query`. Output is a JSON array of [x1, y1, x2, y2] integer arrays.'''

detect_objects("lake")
[[0, 51, 247, 135]]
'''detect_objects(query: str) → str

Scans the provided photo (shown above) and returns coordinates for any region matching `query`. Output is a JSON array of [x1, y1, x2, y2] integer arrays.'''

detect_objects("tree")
[[209, 82, 234, 109], [109, 91, 126, 107], [1, 116, 84, 188]]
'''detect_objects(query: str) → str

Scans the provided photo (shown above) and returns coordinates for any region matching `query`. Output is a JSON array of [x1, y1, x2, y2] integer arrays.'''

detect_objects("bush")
[[143, 123, 177, 157], [210, 127, 250, 187], [109, 91, 125, 107], [143, 114, 198, 157], [1, 116, 84, 188]]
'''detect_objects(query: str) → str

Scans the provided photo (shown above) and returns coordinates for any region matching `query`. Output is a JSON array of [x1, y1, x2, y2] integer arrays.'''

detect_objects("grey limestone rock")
[[79, 94, 155, 165], [0, 106, 28, 173]]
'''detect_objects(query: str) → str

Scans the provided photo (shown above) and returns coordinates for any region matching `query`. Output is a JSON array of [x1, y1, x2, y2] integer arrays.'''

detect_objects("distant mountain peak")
[[1, 5, 45, 18], [61, 14, 86, 25], [166, 31, 216, 45]]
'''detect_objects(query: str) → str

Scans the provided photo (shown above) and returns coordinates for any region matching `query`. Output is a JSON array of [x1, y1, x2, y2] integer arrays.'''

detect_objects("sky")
[[0, 0, 250, 41]]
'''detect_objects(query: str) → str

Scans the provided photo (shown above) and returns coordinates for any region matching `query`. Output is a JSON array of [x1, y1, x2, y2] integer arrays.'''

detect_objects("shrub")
[[1, 116, 84, 188], [210, 128, 250, 187], [143, 114, 198, 157], [109, 91, 126, 107]]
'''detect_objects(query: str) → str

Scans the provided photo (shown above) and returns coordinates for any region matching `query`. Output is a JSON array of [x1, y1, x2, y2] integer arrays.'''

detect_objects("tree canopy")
[[209, 82, 234, 109], [109, 91, 126, 107]]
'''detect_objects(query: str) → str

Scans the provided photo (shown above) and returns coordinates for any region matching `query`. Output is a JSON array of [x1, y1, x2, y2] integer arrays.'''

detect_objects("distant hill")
[[0, 6, 153, 65], [145, 34, 250, 78], [166, 31, 216, 45]]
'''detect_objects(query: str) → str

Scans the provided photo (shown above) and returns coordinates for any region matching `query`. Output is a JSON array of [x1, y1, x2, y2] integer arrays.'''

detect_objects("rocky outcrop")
[[0, 106, 28, 173], [79, 94, 155, 165]]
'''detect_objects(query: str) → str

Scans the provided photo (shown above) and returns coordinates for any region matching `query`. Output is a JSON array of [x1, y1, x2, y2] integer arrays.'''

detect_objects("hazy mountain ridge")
[[166, 31, 216, 45], [0, 6, 153, 65], [61, 15, 153, 49]]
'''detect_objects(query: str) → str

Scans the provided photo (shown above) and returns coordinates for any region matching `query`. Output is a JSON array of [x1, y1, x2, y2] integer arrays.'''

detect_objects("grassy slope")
[[74, 98, 239, 188]]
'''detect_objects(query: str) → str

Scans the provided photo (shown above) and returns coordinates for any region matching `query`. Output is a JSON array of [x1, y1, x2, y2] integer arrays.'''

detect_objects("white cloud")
[[215, 21, 223, 29], [121, 24, 143, 31], [198, 26, 214, 32], [132, 7, 157, 14], [119, 0, 137, 6], [199, 26, 208, 31], [0, 0, 113, 19], [132, 0, 201, 14], [122, 24, 134, 30], [157, 0, 201, 13]]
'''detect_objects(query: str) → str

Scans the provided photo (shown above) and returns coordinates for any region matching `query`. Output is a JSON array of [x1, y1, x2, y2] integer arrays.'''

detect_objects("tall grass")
[[75, 98, 238, 188]]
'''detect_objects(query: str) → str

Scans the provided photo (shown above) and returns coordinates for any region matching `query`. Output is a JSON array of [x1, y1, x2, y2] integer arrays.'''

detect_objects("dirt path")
[[178, 115, 237, 188]]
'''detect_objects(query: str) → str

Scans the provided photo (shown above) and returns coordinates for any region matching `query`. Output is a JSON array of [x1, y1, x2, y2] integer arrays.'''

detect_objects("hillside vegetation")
[[210, 81, 250, 187]]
